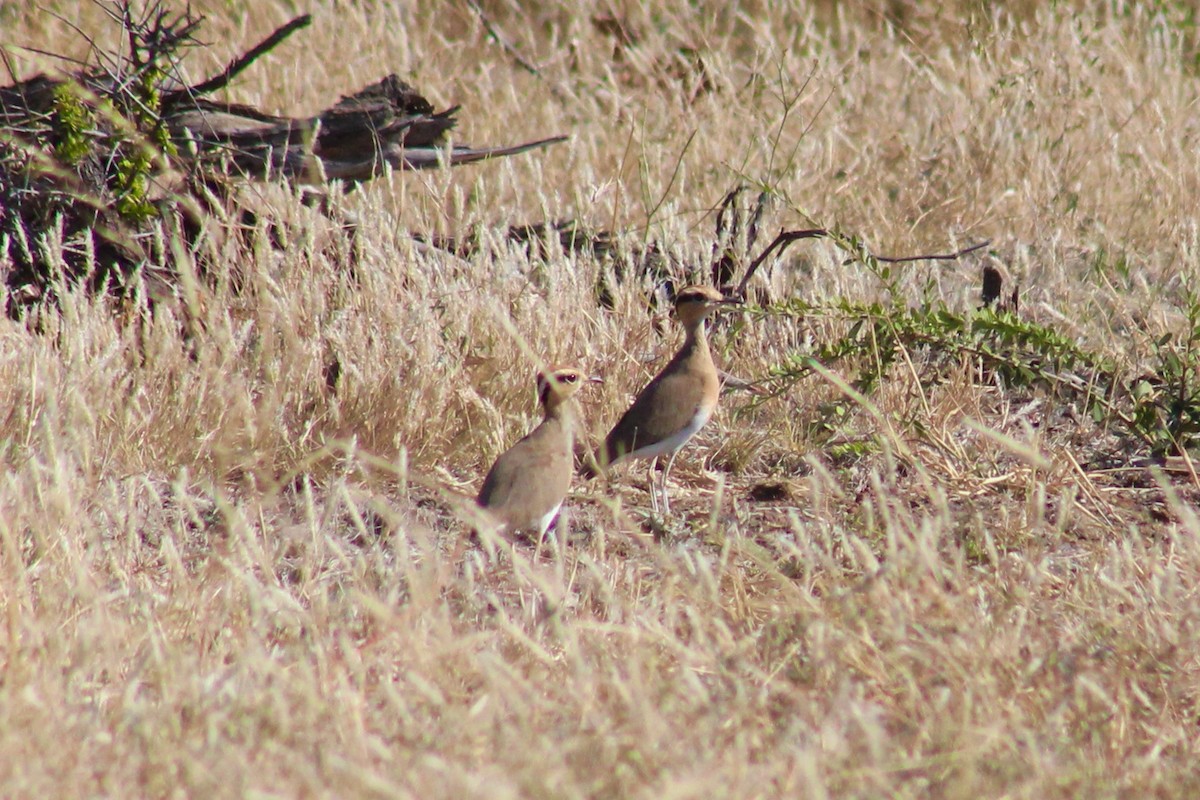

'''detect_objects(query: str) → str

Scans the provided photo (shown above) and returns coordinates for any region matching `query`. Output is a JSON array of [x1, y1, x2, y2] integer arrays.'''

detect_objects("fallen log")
[[165, 73, 567, 182], [0, 2, 566, 316]]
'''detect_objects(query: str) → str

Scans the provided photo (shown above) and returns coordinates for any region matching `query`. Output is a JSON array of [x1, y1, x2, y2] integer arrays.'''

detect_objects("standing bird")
[[593, 285, 742, 513], [477, 366, 602, 540]]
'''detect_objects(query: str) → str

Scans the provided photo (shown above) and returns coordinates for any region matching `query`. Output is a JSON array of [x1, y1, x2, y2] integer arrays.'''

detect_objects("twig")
[[10, 45, 92, 69], [642, 127, 697, 236], [25, 3, 115, 73], [735, 227, 991, 297], [747, 189, 769, 254], [176, 14, 311, 100], [708, 184, 773, 285], [708, 184, 747, 284], [0, 47, 19, 87], [875, 239, 990, 264], [466, 0, 540, 77], [735, 227, 826, 296], [124, 3, 141, 70], [465, 0, 570, 103]]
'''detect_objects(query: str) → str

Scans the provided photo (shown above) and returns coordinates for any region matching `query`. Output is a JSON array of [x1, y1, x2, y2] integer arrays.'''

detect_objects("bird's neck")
[[679, 318, 711, 360], [542, 397, 577, 426]]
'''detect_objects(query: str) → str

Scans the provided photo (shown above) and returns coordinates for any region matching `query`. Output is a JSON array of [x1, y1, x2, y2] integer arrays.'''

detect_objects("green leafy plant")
[[756, 292, 1200, 457], [1128, 286, 1200, 454], [43, 23, 178, 227], [50, 82, 93, 166]]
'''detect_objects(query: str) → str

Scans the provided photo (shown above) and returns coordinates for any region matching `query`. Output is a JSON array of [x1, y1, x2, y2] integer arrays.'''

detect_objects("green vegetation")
[[758, 294, 1200, 456], [43, 27, 174, 225]]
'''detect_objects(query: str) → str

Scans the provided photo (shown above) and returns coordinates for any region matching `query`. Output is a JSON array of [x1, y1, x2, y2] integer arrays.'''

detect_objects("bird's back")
[[477, 417, 574, 531]]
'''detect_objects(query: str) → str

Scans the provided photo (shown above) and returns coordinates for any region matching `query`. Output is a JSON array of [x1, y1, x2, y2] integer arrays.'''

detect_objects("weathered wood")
[[0, 3, 567, 315], [165, 74, 566, 182]]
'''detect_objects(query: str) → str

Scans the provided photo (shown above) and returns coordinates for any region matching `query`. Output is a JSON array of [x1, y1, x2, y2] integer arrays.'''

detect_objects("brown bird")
[[594, 285, 742, 513], [477, 366, 601, 539]]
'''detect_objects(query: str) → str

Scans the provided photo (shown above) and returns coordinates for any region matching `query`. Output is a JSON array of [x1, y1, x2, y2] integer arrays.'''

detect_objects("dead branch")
[[710, 184, 771, 287], [735, 228, 828, 296], [466, 0, 542, 79], [735, 228, 991, 297], [465, 0, 571, 104], [171, 14, 311, 101], [875, 240, 990, 264]]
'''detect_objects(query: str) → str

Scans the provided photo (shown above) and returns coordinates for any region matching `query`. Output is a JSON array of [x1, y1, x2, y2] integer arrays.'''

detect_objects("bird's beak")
[[587, 375, 605, 385], [718, 296, 744, 306]]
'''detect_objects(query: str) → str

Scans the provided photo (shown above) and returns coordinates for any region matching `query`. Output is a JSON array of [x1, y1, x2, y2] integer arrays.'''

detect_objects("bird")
[[476, 365, 602, 542], [591, 285, 742, 514]]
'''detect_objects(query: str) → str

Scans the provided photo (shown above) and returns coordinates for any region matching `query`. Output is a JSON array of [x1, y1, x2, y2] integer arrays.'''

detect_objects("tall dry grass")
[[3, 0, 1200, 796]]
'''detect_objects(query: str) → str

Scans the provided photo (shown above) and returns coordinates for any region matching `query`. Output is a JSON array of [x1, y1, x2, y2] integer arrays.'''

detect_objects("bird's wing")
[[604, 369, 710, 462]]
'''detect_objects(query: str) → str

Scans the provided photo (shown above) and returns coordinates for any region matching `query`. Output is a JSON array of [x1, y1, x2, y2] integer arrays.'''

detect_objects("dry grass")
[[4, 0, 1200, 796]]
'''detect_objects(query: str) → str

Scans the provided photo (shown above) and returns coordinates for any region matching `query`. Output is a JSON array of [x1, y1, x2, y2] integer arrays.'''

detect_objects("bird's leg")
[[648, 458, 660, 514], [535, 508, 564, 562], [661, 449, 680, 515]]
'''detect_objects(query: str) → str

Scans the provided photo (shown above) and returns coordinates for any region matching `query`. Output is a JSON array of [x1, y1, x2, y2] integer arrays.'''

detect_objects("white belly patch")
[[536, 501, 563, 536], [624, 404, 713, 462]]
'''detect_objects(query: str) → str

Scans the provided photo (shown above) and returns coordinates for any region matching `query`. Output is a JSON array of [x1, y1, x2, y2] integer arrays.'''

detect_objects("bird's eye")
[[562, 373, 578, 383]]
